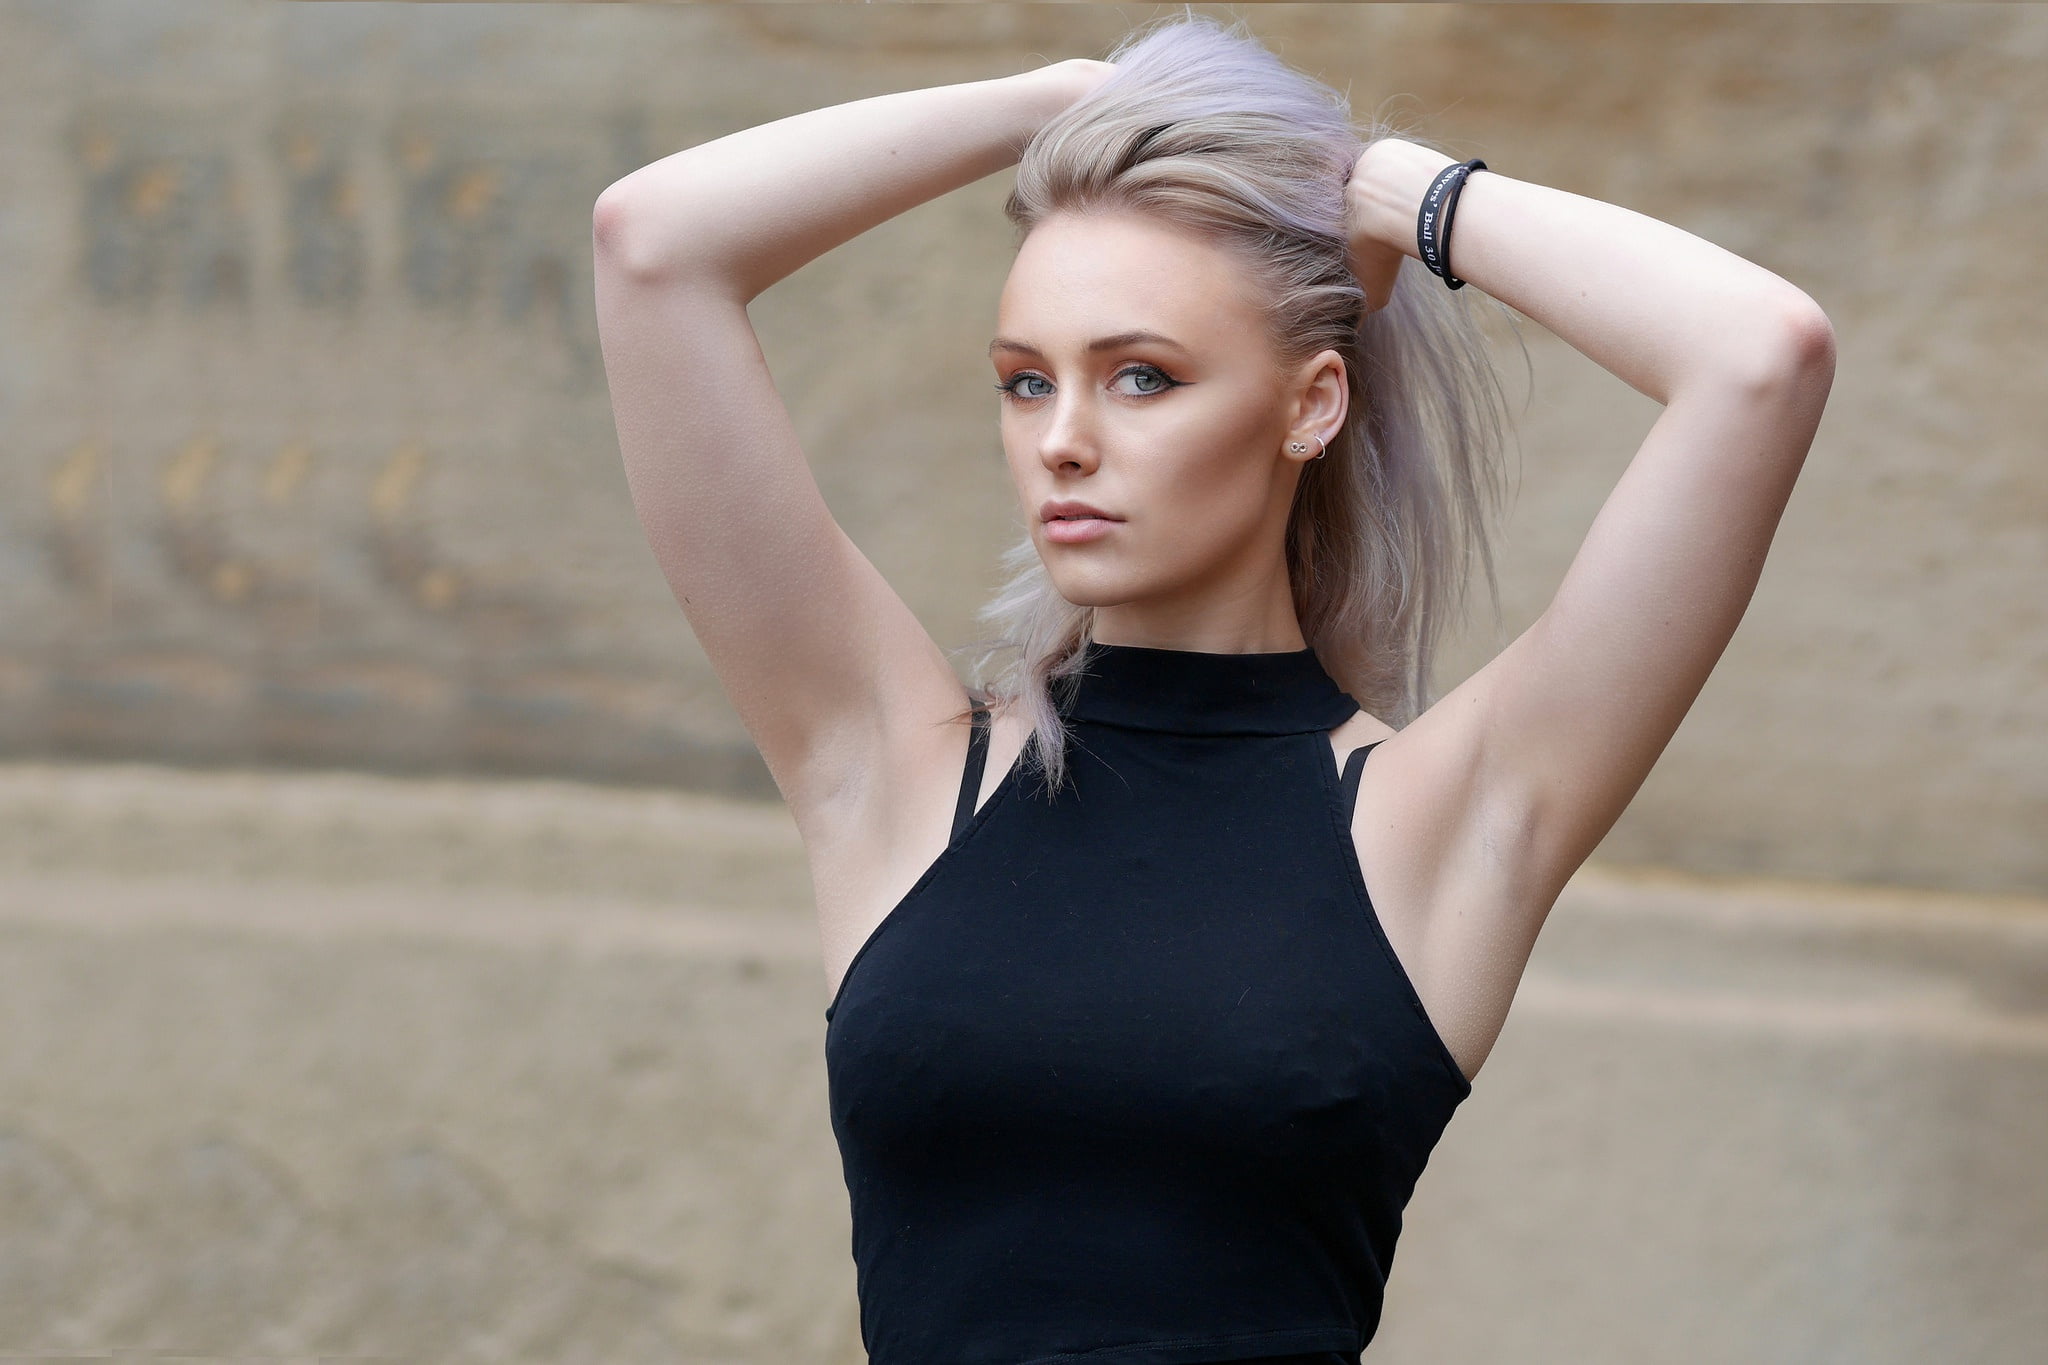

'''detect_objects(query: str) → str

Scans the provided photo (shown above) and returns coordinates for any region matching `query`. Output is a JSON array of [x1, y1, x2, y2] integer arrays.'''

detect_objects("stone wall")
[[2, 6, 2045, 1359], [2, 1, 2042, 892], [2, 761, 2043, 1361]]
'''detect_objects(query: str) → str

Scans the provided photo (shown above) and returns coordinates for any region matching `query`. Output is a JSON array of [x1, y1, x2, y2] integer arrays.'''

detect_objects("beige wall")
[[2, 6, 2045, 1359], [2, 1, 2042, 893], [2, 761, 2044, 1361]]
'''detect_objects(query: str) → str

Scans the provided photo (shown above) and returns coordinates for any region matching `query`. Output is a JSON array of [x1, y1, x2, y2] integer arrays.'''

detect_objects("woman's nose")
[[1037, 400, 1100, 473]]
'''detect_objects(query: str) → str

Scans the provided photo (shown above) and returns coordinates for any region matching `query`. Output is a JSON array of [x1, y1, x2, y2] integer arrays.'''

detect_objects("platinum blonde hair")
[[950, 9, 1523, 798]]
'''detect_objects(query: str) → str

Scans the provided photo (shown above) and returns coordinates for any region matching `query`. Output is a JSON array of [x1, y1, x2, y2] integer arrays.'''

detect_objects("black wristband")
[[1416, 157, 1487, 290]]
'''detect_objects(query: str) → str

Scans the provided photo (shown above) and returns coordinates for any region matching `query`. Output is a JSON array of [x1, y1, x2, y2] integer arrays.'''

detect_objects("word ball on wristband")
[[1416, 157, 1488, 290]]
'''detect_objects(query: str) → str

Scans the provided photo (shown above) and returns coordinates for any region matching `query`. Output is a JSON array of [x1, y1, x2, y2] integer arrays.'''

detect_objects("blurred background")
[[0, 1, 2042, 1360]]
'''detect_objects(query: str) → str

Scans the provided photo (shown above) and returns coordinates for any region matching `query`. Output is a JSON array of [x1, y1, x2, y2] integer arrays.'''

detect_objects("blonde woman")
[[592, 14, 1834, 1364]]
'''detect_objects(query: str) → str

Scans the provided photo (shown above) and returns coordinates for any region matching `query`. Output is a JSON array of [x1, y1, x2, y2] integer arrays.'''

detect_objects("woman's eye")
[[994, 365, 1178, 402], [1114, 365, 1173, 395], [996, 374, 1054, 400]]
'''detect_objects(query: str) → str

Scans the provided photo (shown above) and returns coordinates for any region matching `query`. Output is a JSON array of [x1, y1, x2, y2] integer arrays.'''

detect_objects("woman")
[[592, 14, 1835, 1364]]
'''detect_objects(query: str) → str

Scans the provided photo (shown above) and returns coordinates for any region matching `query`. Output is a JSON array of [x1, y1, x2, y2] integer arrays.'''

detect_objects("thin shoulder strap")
[[1338, 739, 1386, 822], [952, 701, 993, 842]]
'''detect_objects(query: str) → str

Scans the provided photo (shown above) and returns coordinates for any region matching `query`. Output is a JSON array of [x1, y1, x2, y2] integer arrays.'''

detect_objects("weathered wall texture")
[[1, 7, 2044, 1360], [2, 762, 2044, 1362], [1, 1, 2042, 893]]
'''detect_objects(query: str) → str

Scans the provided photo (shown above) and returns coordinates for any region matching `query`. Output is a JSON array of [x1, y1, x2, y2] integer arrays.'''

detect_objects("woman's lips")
[[1043, 516, 1120, 544]]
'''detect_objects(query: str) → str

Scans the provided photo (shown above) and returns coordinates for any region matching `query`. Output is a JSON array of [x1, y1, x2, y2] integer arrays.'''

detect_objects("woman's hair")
[[948, 8, 1524, 798]]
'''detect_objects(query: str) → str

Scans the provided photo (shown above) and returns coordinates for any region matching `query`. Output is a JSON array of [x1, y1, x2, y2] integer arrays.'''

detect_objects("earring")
[[1289, 434, 1329, 460]]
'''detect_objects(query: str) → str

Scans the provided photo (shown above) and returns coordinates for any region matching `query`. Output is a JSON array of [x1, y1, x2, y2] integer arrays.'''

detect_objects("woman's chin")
[[1042, 569, 1149, 611]]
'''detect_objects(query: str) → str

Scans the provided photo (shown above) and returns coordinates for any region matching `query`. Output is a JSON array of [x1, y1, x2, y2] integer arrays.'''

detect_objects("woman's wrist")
[[1350, 138, 1461, 259], [1009, 59, 1117, 129]]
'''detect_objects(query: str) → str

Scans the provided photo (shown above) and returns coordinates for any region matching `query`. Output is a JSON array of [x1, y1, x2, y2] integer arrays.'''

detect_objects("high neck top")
[[1061, 641, 1362, 737], [824, 635, 1473, 1365]]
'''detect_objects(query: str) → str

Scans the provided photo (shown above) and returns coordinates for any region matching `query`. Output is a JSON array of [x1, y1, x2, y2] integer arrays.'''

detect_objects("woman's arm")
[[589, 62, 1104, 826], [1348, 138, 1835, 400], [594, 60, 1110, 298], [1345, 140, 1837, 948]]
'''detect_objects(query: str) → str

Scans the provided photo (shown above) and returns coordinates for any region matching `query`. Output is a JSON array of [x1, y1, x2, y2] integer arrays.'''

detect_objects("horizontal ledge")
[[1514, 970, 2048, 1058], [4, 871, 2046, 1057], [0, 869, 821, 960]]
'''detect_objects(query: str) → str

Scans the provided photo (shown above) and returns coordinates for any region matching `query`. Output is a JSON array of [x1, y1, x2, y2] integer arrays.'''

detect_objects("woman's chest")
[[825, 755, 1437, 1156]]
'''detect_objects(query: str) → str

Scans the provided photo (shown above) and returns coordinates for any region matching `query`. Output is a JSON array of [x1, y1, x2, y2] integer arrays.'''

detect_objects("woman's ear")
[[1290, 349, 1350, 441]]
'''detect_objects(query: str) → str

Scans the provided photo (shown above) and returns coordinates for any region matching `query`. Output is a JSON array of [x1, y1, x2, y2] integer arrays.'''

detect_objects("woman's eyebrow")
[[987, 329, 1190, 359]]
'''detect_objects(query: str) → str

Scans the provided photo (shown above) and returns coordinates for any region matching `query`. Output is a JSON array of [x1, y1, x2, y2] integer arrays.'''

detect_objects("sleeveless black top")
[[824, 642, 1472, 1365]]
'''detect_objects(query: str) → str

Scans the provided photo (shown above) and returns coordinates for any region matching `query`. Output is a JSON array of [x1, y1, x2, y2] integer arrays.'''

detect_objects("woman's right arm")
[[591, 62, 1103, 824], [596, 60, 1104, 297]]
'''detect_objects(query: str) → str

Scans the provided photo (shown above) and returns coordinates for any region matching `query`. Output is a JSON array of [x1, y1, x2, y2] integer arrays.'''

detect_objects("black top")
[[824, 641, 1473, 1365]]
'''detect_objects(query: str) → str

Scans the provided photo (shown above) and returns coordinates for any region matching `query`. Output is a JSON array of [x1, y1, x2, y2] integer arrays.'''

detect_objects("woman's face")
[[990, 209, 1346, 625]]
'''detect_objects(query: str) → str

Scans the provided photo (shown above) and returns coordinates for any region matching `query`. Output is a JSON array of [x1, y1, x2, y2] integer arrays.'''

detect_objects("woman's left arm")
[[1351, 139, 1838, 903]]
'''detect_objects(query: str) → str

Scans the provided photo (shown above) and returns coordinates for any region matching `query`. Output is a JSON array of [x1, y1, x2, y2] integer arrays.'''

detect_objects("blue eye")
[[994, 364, 1183, 402], [995, 373, 1054, 400]]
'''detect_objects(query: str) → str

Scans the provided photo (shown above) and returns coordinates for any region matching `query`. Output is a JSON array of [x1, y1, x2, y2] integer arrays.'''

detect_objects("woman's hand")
[[1050, 57, 1118, 106], [1013, 58, 1117, 129], [1345, 138, 1457, 316], [1344, 217, 1406, 318]]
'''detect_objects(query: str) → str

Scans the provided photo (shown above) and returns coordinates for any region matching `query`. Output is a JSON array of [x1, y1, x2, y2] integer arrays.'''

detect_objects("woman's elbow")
[[1766, 290, 1838, 389], [591, 178, 713, 284], [592, 181, 675, 280], [1716, 289, 1836, 398], [1790, 304, 1837, 389]]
